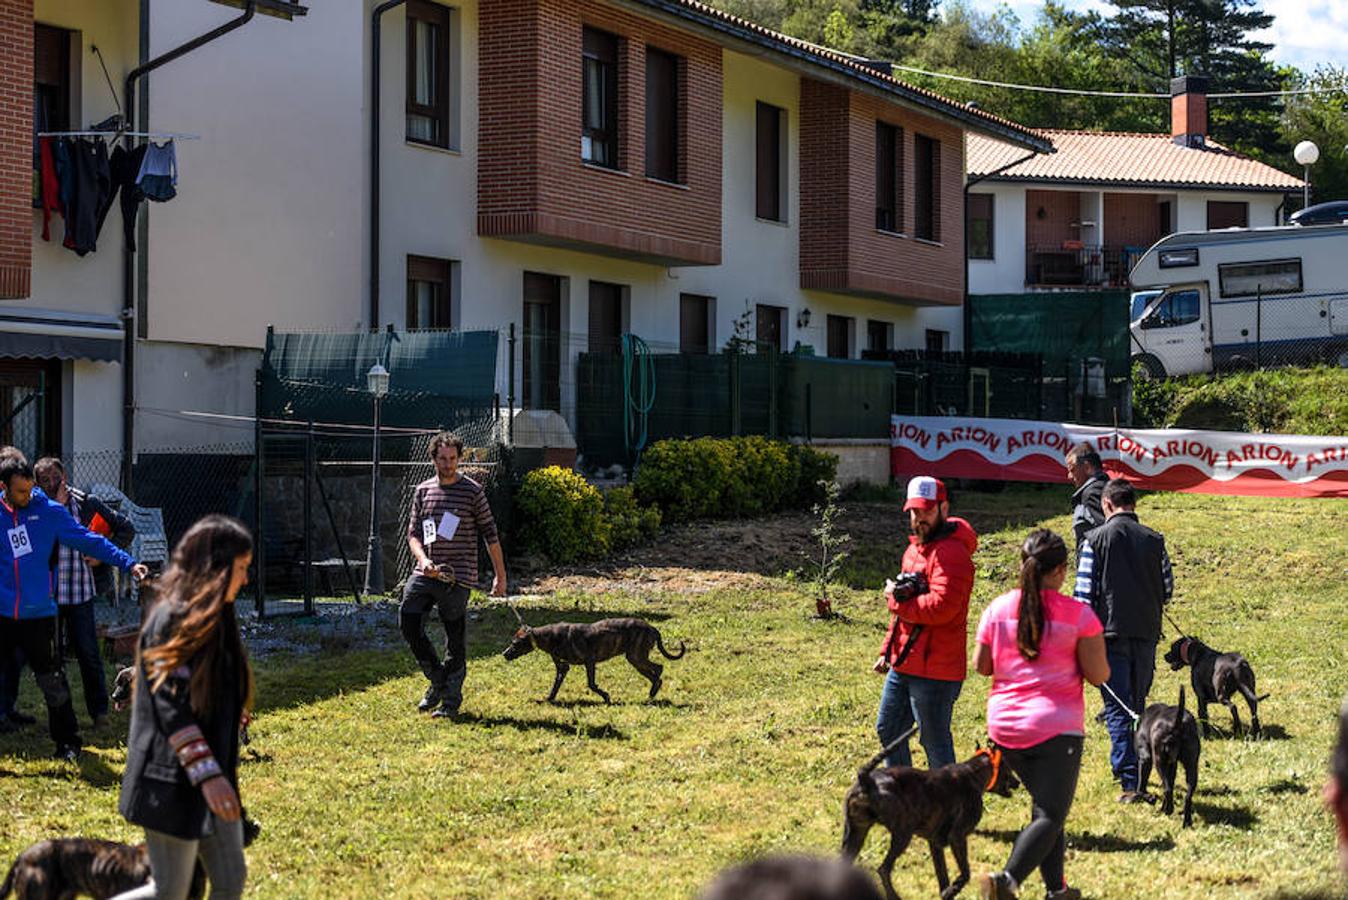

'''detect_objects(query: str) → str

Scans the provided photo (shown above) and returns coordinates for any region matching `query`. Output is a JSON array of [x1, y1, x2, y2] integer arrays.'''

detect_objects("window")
[[867, 319, 892, 353], [406, 1, 453, 148], [1207, 201, 1249, 230], [406, 256, 453, 329], [755, 303, 785, 351], [875, 122, 900, 232], [582, 27, 619, 168], [645, 48, 680, 183], [680, 294, 712, 354], [967, 193, 994, 259], [33, 24, 72, 138], [588, 281, 625, 355], [925, 329, 949, 353], [756, 102, 785, 222], [826, 315, 852, 359], [1218, 259, 1301, 298], [1142, 290, 1201, 329], [914, 134, 940, 241], [523, 273, 563, 411]]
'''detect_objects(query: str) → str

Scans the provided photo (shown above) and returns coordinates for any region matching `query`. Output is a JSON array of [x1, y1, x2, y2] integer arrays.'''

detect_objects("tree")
[[1281, 66, 1348, 207], [807, 479, 851, 619]]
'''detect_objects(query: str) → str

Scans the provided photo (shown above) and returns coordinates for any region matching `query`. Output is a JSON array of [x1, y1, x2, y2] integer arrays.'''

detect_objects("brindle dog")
[[1164, 636, 1268, 738], [2, 822, 261, 899], [501, 618, 685, 703], [841, 728, 1019, 900]]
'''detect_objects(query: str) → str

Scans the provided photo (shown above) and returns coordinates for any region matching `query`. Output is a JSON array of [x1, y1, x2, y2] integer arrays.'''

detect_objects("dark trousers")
[[0, 616, 81, 749], [1002, 734, 1084, 892], [399, 577, 469, 711], [0, 643, 25, 717], [58, 601, 109, 720], [1099, 637, 1156, 791]]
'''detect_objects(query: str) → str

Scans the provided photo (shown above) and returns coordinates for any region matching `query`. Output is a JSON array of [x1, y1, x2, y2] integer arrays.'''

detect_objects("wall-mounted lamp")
[[796, 307, 812, 329]]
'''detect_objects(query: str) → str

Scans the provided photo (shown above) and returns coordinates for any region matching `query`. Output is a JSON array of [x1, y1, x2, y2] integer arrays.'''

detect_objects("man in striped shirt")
[[1074, 477, 1173, 803], [402, 431, 506, 719]]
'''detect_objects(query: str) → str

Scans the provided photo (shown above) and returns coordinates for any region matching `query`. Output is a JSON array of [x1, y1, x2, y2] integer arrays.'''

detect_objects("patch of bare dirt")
[[516, 503, 905, 595]]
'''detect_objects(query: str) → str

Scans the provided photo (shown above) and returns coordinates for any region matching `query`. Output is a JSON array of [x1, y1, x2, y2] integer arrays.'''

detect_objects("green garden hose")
[[621, 333, 656, 466]]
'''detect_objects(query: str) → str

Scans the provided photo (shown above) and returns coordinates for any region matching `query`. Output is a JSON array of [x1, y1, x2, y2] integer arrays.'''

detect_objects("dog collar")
[[973, 747, 1002, 791], [1180, 639, 1192, 665]]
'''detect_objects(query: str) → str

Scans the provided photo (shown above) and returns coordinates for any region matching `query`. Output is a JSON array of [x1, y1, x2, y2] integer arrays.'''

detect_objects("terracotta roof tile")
[[967, 129, 1303, 191], [636, 0, 1050, 151]]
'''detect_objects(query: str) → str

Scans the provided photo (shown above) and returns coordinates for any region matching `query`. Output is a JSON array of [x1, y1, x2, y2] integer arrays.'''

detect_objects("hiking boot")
[[417, 682, 444, 712], [1118, 790, 1154, 804], [979, 871, 1018, 899], [52, 744, 81, 763], [430, 699, 461, 720], [1046, 888, 1082, 900]]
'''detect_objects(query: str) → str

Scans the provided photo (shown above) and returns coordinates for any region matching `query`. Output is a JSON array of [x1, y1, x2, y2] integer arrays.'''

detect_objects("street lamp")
[[363, 363, 390, 598], [1294, 140, 1320, 210]]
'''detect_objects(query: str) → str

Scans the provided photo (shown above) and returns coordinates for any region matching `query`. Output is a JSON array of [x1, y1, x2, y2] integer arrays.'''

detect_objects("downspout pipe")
[[120, 0, 258, 490], [371, 1, 409, 333], [961, 150, 1040, 356]]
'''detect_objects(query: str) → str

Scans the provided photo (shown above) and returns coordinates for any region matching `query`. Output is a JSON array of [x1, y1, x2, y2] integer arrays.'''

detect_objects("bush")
[[1131, 365, 1348, 434], [515, 466, 611, 564], [604, 485, 662, 552], [633, 437, 838, 522]]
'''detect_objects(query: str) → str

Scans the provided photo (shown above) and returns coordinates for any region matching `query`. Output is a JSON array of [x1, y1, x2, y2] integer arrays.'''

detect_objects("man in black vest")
[[1074, 478, 1173, 802], [1065, 441, 1108, 552]]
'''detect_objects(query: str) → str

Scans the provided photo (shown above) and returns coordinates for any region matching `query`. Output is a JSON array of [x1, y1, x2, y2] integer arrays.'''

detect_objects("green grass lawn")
[[2, 486, 1346, 898]]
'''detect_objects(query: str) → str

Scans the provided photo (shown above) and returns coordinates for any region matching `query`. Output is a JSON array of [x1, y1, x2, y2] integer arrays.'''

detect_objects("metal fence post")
[[507, 323, 516, 446], [253, 371, 266, 619], [303, 421, 314, 615], [1256, 286, 1263, 370]]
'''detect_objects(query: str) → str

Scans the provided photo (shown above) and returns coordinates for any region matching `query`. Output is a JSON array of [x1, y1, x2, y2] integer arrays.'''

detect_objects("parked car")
[[1289, 200, 1348, 226], [1128, 224, 1348, 378]]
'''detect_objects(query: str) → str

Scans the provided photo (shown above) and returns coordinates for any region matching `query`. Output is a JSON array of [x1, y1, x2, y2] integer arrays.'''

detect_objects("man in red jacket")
[[874, 476, 978, 768]]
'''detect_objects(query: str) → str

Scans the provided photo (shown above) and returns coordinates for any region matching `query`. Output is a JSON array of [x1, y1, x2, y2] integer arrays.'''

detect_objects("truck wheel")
[[1132, 354, 1165, 381]]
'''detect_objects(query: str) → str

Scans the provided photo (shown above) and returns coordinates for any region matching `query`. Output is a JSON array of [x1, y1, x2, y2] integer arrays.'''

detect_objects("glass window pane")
[[1219, 260, 1301, 297], [415, 20, 438, 106]]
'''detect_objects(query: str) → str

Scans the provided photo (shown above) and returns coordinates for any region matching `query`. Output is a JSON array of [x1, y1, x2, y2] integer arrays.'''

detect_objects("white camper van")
[[1128, 224, 1348, 378]]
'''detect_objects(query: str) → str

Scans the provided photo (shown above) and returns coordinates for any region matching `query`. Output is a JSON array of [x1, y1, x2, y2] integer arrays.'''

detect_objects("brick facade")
[[0, 0, 33, 299], [478, 0, 722, 267], [799, 78, 965, 306]]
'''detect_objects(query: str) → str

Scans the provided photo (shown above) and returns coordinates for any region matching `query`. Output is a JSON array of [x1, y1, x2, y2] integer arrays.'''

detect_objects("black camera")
[[890, 571, 928, 601]]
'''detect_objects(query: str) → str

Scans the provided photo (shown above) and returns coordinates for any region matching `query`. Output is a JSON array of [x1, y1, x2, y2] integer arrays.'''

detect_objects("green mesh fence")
[[969, 291, 1130, 377]]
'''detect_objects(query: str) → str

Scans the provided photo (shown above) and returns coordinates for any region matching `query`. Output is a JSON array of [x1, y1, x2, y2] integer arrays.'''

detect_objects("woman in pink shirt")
[[975, 529, 1110, 900]]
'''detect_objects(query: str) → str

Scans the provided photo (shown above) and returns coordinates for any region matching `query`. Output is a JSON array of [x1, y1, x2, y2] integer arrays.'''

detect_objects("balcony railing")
[[1024, 244, 1145, 289]]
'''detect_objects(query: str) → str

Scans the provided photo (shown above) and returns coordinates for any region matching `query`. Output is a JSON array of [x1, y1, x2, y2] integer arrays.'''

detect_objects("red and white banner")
[[891, 416, 1348, 498]]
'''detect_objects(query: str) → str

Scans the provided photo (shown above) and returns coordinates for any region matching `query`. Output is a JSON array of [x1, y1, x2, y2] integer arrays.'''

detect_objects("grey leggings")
[[1001, 734, 1083, 893], [110, 817, 246, 900]]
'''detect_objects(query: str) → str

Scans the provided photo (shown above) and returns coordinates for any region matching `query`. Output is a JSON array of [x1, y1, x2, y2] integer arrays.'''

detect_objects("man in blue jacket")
[[0, 449, 147, 760]]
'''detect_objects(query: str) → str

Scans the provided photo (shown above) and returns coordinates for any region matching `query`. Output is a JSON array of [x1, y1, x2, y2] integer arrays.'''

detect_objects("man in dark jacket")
[[1074, 477, 1173, 802], [1066, 441, 1108, 552], [874, 476, 977, 769], [35, 457, 135, 728]]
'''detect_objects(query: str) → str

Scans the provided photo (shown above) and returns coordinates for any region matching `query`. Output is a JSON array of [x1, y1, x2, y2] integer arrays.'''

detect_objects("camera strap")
[[885, 623, 925, 671]]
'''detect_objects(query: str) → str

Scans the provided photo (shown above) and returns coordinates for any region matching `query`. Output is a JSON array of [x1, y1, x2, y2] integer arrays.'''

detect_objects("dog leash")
[[1101, 681, 1141, 725], [1163, 606, 1190, 639]]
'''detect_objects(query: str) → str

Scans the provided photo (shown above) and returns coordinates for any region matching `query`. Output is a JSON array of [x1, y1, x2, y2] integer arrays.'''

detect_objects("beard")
[[913, 512, 947, 542]]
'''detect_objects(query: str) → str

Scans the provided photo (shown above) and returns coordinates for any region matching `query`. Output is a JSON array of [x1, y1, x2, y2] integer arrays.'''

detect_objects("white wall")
[[135, 341, 260, 449], [966, 181, 1026, 296], [144, 1, 366, 348]]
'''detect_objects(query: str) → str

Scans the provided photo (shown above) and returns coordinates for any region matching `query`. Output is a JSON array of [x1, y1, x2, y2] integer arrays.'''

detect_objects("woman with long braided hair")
[[974, 529, 1110, 900], [114, 515, 255, 900]]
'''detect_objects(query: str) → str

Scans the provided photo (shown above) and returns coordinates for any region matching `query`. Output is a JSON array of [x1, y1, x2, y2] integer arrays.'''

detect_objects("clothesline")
[[37, 130, 200, 140]]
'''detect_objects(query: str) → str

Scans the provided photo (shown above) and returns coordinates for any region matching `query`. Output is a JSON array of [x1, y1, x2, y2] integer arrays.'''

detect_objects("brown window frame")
[[866, 319, 891, 353], [755, 303, 785, 351], [925, 328, 949, 353], [756, 101, 784, 222], [405, 0, 453, 149], [679, 293, 712, 354], [826, 315, 852, 359], [875, 122, 900, 233], [582, 27, 620, 169], [914, 134, 940, 242], [34, 24, 72, 137], [406, 255, 453, 330], [1206, 200, 1249, 230], [967, 193, 994, 259], [645, 47, 681, 183]]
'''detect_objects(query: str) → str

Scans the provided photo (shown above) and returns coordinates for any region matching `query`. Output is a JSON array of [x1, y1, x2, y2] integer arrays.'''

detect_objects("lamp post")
[[1293, 140, 1320, 210], [363, 363, 390, 598]]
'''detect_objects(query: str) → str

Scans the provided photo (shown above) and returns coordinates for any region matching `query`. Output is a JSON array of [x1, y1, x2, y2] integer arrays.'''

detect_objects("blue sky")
[[971, 0, 1346, 73]]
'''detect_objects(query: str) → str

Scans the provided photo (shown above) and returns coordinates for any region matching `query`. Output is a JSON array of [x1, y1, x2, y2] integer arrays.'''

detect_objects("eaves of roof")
[[617, 0, 1053, 154], [975, 175, 1296, 194]]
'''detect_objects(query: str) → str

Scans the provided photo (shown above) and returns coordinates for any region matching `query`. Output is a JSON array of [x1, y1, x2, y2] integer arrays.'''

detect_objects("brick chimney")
[[1171, 74, 1208, 148]]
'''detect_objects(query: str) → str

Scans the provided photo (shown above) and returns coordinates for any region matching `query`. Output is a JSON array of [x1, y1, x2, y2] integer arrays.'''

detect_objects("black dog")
[[1134, 687, 1201, 828], [1, 821, 261, 899], [501, 618, 685, 704], [841, 728, 1019, 900], [1164, 636, 1268, 738], [112, 665, 251, 746]]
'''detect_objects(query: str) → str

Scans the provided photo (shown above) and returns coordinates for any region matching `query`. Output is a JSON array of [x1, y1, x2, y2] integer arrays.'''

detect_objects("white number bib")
[[7, 524, 32, 558], [422, 518, 437, 545]]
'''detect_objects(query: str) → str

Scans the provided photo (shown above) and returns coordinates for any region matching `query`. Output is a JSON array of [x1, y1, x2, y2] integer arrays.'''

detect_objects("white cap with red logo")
[[903, 476, 947, 511]]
